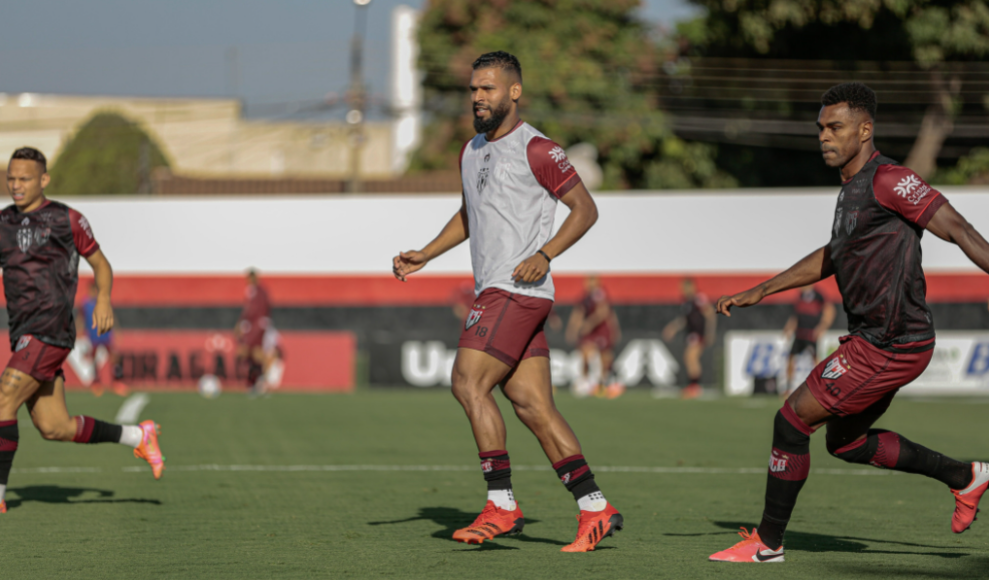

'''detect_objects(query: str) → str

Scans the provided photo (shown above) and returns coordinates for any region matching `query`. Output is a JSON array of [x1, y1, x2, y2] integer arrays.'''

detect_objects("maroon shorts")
[[237, 319, 265, 349], [580, 326, 614, 352], [7, 335, 71, 382], [458, 288, 552, 368], [805, 335, 933, 417]]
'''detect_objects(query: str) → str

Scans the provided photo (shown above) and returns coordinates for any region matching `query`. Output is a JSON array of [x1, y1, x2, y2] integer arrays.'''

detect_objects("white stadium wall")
[[63, 186, 989, 276]]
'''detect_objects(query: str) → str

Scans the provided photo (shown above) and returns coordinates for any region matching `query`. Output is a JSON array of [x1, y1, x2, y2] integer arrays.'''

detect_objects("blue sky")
[[0, 1, 701, 117]]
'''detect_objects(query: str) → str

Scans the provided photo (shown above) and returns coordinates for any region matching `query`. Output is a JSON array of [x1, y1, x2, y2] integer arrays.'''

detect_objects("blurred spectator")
[[783, 285, 835, 396], [663, 279, 716, 399], [566, 275, 623, 398]]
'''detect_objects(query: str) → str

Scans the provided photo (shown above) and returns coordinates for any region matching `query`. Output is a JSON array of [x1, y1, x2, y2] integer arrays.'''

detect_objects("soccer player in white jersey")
[[393, 51, 622, 552]]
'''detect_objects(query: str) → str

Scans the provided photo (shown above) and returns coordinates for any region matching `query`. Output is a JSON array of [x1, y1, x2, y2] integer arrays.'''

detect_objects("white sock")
[[119, 425, 143, 448], [487, 488, 516, 511], [0, 483, 5, 503], [577, 491, 608, 512]]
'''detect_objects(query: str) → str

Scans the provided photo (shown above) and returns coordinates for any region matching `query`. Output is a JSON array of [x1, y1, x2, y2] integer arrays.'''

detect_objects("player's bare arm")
[[565, 305, 585, 345], [925, 202, 989, 274], [512, 182, 597, 283], [85, 249, 114, 335], [662, 316, 685, 342], [717, 245, 835, 317], [392, 196, 469, 282]]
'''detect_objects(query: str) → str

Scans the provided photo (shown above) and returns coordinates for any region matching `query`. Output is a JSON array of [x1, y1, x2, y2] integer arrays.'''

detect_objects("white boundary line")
[[11, 464, 893, 476]]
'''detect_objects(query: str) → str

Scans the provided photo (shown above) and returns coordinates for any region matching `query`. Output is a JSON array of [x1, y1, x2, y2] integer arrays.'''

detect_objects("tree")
[[47, 112, 170, 195], [681, 0, 989, 180], [411, 0, 736, 189]]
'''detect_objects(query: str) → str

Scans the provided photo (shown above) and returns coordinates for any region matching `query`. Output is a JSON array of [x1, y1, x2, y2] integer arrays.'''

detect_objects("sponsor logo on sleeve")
[[894, 174, 931, 205], [548, 146, 573, 174], [78, 215, 94, 239]]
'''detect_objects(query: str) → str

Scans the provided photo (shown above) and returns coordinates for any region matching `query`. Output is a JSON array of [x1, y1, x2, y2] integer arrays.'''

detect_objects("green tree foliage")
[[933, 147, 989, 185], [412, 0, 736, 189], [47, 112, 170, 195]]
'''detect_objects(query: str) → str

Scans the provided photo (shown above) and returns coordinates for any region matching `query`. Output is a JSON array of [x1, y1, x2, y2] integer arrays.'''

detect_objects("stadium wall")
[[31, 189, 989, 390]]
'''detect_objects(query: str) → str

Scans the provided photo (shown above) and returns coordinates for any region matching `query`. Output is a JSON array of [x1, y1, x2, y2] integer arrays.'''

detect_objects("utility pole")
[[347, 0, 371, 193]]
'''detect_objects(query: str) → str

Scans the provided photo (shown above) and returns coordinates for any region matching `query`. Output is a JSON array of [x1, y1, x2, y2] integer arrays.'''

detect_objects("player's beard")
[[473, 98, 512, 134]]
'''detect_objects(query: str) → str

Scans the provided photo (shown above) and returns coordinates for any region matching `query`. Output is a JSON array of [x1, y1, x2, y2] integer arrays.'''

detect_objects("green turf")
[[2, 388, 988, 579]]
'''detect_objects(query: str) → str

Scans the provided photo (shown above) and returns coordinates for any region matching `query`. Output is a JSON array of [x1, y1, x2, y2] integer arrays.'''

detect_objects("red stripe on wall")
[[54, 272, 989, 307]]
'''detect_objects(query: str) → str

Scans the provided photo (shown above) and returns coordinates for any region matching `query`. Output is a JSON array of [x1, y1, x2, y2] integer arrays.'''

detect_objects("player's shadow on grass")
[[368, 506, 570, 550], [665, 520, 968, 559], [5, 485, 162, 510]]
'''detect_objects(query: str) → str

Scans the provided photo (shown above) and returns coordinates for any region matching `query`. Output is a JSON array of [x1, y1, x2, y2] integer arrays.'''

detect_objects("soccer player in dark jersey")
[[710, 84, 989, 563], [0, 148, 164, 513], [393, 52, 621, 552], [663, 279, 715, 399], [782, 285, 835, 395], [234, 269, 271, 393], [566, 275, 623, 398]]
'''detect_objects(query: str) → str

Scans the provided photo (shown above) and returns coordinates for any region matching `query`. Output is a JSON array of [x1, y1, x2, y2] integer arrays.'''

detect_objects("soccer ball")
[[198, 374, 222, 399]]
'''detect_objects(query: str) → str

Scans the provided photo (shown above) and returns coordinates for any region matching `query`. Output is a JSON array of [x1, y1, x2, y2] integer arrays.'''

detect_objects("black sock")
[[479, 450, 512, 491], [553, 454, 601, 501], [72, 416, 123, 444], [0, 420, 19, 489], [829, 429, 973, 489], [759, 405, 812, 551]]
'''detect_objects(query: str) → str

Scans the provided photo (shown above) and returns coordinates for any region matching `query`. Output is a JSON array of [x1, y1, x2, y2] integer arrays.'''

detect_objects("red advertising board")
[[56, 330, 355, 392]]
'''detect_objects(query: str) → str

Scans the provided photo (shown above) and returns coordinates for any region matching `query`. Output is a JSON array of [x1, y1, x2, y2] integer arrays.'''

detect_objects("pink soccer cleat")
[[709, 527, 785, 563], [952, 462, 989, 533], [133, 420, 165, 480]]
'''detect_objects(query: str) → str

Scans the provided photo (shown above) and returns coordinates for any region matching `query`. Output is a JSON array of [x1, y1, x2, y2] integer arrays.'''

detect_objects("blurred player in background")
[[393, 52, 622, 552], [77, 282, 128, 397], [663, 278, 716, 399], [782, 285, 835, 396], [566, 275, 623, 398], [712, 83, 989, 564], [0, 148, 164, 513], [234, 268, 271, 394]]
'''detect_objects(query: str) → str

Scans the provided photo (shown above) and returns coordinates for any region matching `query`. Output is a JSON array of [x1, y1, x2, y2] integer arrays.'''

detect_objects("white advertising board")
[[725, 330, 989, 397]]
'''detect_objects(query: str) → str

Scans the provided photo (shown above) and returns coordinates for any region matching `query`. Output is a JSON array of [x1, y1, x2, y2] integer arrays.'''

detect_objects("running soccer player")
[[234, 269, 271, 393], [710, 83, 989, 563], [662, 278, 715, 399], [78, 282, 128, 396], [782, 285, 835, 395], [392, 51, 622, 552], [566, 275, 623, 398], [0, 147, 164, 514]]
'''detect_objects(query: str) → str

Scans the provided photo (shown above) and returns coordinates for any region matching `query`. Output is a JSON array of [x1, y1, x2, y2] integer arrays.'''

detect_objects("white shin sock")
[[119, 425, 143, 448], [577, 491, 608, 512], [487, 488, 516, 511]]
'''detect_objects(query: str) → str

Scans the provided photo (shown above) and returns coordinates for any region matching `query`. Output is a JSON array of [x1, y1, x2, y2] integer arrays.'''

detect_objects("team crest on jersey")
[[833, 207, 843, 236], [465, 307, 484, 330], [16, 228, 33, 252], [821, 356, 847, 380], [15, 335, 31, 352], [846, 210, 858, 235], [476, 167, 490, 195]]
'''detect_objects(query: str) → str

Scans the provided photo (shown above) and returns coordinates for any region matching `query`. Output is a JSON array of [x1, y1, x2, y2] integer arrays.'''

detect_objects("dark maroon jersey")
[[829, 152, 947, 350], [794, 288, 825, 341], [0, 199, 100, 350], [682, 294, 710, 337], [239, 284, 271, 326], [579, 287, 610, 335]]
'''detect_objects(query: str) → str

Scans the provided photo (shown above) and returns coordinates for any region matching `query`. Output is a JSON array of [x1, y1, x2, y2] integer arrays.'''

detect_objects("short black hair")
[[472, 51, 522, 84], [10, 147, 47, 173], [821, 83, 877, 120]]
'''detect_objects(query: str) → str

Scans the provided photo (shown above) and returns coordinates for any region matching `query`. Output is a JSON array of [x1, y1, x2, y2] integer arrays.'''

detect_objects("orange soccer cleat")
[[952, 462, 989, 533], [0, 499, 6, 514], [709, 527, 785, 563], [560, 503, 623, 552], [134, 420, 165, 480], [452, 501, 524, 544]]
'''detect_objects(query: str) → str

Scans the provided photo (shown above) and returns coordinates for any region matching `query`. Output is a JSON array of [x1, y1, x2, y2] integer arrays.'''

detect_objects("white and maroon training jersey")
[[459, 120, 582, 301]]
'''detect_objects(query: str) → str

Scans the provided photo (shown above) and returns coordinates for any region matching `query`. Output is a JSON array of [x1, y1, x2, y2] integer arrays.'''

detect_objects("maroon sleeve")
[[68, 208, 100, 257], [873, 164, 948, 228], [526, 137, 582, 199]]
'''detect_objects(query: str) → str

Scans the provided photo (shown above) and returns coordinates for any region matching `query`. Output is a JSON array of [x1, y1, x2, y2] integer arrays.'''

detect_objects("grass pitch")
[[2, 388, 987, 579]]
